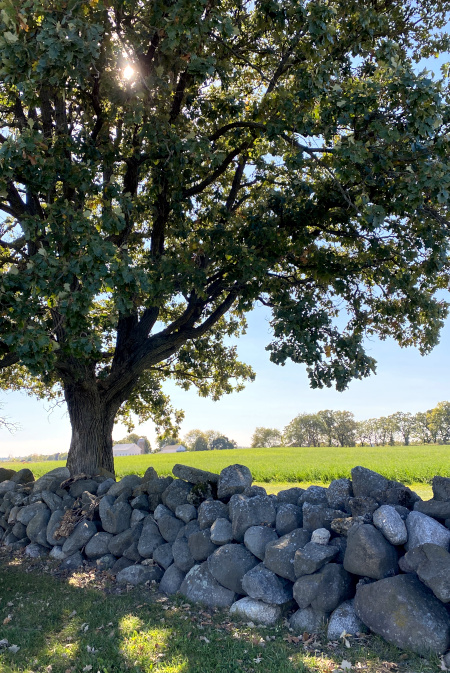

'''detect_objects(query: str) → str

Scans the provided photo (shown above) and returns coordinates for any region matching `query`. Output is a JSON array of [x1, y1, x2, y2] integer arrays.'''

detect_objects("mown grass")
[[0, 556, 443, 673], [5, 444, 450, 485]]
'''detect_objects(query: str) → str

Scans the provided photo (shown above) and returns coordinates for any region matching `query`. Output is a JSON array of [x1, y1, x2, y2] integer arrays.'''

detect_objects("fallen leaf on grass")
[[3, 614, 12, 624], [284, 634, 301, 644], [82, 666, 92, 672], [340, 661, 352, 671], [254, 656, 262, 663], [86, 645, 98, 654], [199, 636, 210, 644]]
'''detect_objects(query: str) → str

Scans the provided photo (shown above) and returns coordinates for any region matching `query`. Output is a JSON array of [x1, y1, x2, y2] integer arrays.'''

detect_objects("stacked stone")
[[0, 463, 450, 657]]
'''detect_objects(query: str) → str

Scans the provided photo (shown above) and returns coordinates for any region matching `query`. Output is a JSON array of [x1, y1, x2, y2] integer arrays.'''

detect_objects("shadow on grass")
[[0, 557, 442, 673]]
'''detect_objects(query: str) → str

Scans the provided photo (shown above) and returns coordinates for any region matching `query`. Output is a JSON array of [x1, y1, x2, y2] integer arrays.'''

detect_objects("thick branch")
[[183, 142, 251, 198]]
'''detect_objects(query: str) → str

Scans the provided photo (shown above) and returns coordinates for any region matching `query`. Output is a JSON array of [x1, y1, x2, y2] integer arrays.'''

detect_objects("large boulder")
[[343, 524, 398, 579], [217, 465, 252, 500], [294, 541, 338, 577], [172, 464, 219, 484], [160, 564, 186, 595], [405, 511, 450, 551], [27, 508, 51, 546], [152, 542, 174, 570], [244, 525, 279, 560], [180, 562, 237, 608], [354, 574, 450, 655], [414, 543, 450, 603], [241, 563, 293, 604], [293, 563, 353, 613], [289, 607, 327, 633], [414, 499, 450, 520], [197, 500, 229, 530], [116, 563, 163, 586], [162, 479, 193, 512], [372, 505, 407, 545], [33, 467, 70, 493], [99, 497, 132, 534], [188, 529, 217, 562], [210, 518, 233, 546], [275, 504, 303, 536], [137, 520, 165, 558], [158, 514, 184, 542], [172, 537, 196, 573], [230, 598, 281, 626], [264, 529, 310, 581], [230, 495, 276, 542], [61, 521, 97, 555], [327, 479, 353, 510], [276, 487, 305, 505], [16, 502, 48, 526], [107, 475, 142, 498], [46, 509, 67, 546], [85, 532, 113, 559], [432, 476, 450, 501], [11, 468, 34, 485], [208, 544, 259, 594], [327, 599, 368, 640], [108, 524, 142, 557], [302, 503, 347, 532], [299, 486, 328, 506], [351, 466, 389, 498]]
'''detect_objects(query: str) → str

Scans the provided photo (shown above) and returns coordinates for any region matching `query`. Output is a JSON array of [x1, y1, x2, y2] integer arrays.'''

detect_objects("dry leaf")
[[341, 661, 352, 671], [199, 636, 210, 643], [3, 615, 12, 624], [82, 666, 92, 672]]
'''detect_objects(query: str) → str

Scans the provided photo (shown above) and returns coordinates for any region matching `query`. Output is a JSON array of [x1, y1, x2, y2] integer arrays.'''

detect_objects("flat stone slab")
[[230, 597, 281, 626], [172, 464, 219, 484]]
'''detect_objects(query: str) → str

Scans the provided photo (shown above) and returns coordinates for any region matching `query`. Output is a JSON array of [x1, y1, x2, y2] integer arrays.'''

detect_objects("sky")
[[1, 302, 450, 457], [1, 49, 450, 457]]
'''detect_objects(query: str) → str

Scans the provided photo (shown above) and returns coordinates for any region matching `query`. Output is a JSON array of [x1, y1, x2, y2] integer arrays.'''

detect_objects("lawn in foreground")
[[5, 445, 449, 486], [0, 555, 442, 673]]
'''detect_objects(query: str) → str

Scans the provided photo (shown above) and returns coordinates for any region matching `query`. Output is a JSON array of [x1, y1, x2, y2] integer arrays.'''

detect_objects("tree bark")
[[65, 381, 120, 476]]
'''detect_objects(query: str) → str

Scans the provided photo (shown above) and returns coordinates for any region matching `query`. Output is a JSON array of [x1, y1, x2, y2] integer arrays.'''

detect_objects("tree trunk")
[[65, 382, 119, 476]]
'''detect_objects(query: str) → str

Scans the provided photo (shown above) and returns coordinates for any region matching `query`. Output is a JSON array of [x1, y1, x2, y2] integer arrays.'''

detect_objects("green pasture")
[[4, 444, 449, 489]]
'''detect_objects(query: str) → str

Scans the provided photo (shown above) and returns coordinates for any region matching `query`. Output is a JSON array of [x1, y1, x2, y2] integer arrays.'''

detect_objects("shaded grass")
[[4, 445, 450, 485], [0, 557, 443, 673]]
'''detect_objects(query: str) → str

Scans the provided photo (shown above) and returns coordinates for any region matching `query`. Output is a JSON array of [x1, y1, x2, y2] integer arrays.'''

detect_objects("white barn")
[[113, 443, 142, 457], [159, 444, 187, 454]]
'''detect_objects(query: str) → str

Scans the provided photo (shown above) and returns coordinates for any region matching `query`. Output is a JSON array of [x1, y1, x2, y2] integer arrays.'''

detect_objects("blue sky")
[[1, 303, 450, 456]]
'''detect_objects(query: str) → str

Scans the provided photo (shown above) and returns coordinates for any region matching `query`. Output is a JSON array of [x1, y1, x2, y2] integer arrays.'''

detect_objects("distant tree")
[[204, 430, 223, 450], [251, 427, 282, 448], [211, 436, 236, 450], [428, 402, 450, 444], [316, 410, 337, 446], [193, 435, 208, 452], [389, 412, 415, 446], [283, 414, 324, 448], [332, 411, 357, 447], [355, 419, 374, 446], [115, 432, 151, 453], [413, 411, 433, 444], [158, 437, 181, 449], [183, 429, 207, 451]]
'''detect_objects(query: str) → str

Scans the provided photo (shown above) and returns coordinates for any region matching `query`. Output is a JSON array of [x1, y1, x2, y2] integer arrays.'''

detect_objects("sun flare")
[[123, 65, 134, 80]]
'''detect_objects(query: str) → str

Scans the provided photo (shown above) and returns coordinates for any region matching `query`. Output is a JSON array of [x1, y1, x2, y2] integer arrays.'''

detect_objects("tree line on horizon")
[[251, 402, 450, 448]]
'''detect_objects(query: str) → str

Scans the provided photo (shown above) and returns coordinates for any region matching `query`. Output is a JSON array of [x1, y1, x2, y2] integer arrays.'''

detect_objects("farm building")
[[159, 444, 187, 454], [112, 443, 142, 457]]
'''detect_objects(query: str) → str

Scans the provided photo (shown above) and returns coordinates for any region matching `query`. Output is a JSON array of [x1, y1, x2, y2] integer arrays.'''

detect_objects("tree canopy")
[[1, 0, 450, 473]]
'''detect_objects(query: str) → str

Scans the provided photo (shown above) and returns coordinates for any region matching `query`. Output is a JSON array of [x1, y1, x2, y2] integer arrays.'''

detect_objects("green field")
[[4, 444, 449, 487]]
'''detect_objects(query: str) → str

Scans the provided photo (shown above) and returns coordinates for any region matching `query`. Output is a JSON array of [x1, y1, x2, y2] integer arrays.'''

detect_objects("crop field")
[[3, 444, 449, 486]]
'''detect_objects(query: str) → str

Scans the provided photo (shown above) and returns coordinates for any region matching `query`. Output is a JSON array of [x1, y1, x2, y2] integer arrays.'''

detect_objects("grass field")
[[4, 444, 449, 486]]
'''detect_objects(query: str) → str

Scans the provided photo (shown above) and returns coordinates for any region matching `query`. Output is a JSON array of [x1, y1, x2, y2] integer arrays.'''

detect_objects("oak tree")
[[1, 0, 450, 474]]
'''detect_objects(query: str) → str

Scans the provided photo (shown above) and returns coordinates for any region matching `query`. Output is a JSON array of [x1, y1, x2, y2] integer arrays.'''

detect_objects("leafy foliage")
[[251, 427, 283, 448], [1, 0, 450, 469]]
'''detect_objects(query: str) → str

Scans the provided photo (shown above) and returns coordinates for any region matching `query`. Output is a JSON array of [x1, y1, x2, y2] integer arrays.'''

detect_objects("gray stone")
[[180, 562, 237, 608], [162, 479, 193, 512], [299, 486, 328, 506], [432, 476, 450, 501], [107, 475, 142, 498], [172, 464, 219, 484], [69, 479, 98, 498], [327, 599, 368, 640], [130, 494, 150, 511], [230, 495, 276, 542], [137, 520, 164, 558], [208, 543, 259, 594], [414, 499, 450, 520], [97, 478, 115, 496], [188, 529, 217, 562], [343, 524, 398, 579], [25, 542, 48, 558], [197, 500, 229, 529], [230, 597, 281, 626], [62, 520, 97, 555], [372, 505, 407, 545], [243, 486, 267, 497], [415, 543, 450, 603], [405, 511, 450, 551], [354, 574, 450, 656], [311, 528, 330, 545], [111, 557, 134, 574], [33, 467, 70, 493], [40, 491, 63, 512], [99, 497, 132, 534], [27, 509, 51, 546], [327, 479, 353, 510], [329, 536, 347, 564], [178, 519, 200, 540], [276, 487, 305, 505], [152, 543, 174, 570], [172, 537, 196, 573], [130, 509, 147, 526], [217, 464, 252, 500], [242, 563, 293, 604], [294, 541, 338, 577], [11, 522, 26, 539], [46, 509, 66, 546], [351, 466, 389, 498], [116, 563, 164, 585], [154, 504, 172, 521], [294, 563, 353, 613], [383, 485, 420, 509], [160, 564, 186, 595], [11, 468, 34, 484], [289, 607, 327, 633], [16, 502, 48, 526], [302, 503, 346, 532], [348, 497, 379, 522], [49, 546, 67, 560], [108, 524, 142, 557], [123, 540, 142, 563], [96, 554, 116, 570], [147, 477, 173, 509], [85, 532, 113, 559], [276, 504, 303, 536], [0, 467, 15, 482], [210, 518, 233, 545], [7, 506, 19, 525], [244, 526, 279, 560], [3, 532, 19, 546], [158, 514, 184, 542], [59, 551, 84, 571], [264, 528, 311, 581], [175, 504, 197, 523]]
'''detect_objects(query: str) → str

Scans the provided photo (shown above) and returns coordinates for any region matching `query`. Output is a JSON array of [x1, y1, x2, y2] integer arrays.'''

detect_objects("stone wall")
[[0, 463, 450, 657]]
